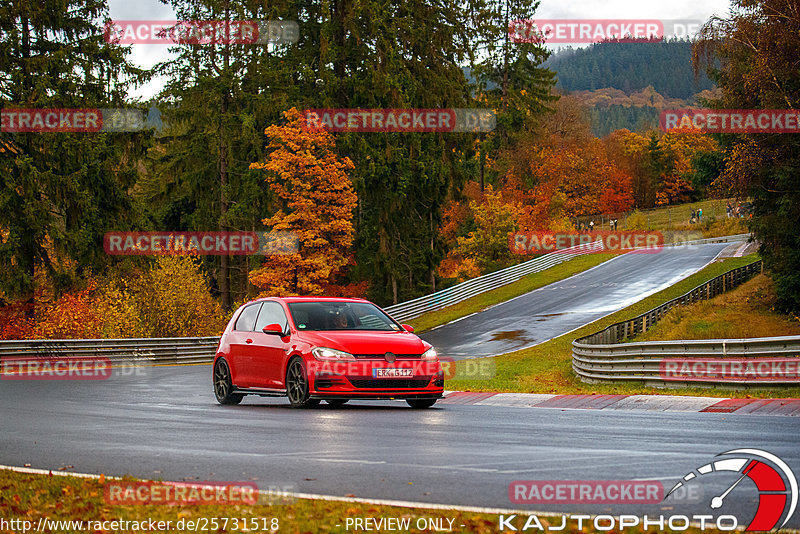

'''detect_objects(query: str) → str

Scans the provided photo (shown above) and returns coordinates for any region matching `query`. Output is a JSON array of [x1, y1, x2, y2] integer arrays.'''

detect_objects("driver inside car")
[[331, 311, 348, 329]]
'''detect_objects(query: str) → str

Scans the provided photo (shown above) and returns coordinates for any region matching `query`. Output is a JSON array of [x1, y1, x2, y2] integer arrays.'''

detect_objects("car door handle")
[[245, 339, 253, 344]]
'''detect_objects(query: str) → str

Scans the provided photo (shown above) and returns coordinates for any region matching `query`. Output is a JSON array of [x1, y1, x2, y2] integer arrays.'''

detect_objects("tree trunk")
[[430, 211, 436, 292], [218, 0, 232, 309]]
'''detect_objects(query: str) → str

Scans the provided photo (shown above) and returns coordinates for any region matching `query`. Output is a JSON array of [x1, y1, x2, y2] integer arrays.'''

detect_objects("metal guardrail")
[[662, 233, 750, 247], [569, 260, 800, 388], [0, 337, 220, 366], [0, 234, 753, 372]]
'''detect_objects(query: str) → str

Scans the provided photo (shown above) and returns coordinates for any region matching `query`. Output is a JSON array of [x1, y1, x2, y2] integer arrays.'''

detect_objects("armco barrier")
[[570, 260, 800, 388], [0, 234, 751, 370], [0, 336, 219, 366], [385, 233, 749, 322]]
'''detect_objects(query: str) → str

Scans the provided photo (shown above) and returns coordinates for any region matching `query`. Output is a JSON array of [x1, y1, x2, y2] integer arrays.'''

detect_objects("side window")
[[234, 304, 261, 332], [255, 301, 289, 333]]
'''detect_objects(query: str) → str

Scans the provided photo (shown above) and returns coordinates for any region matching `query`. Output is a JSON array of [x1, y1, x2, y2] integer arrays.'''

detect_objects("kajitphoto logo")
[[104, 231, 298, 256], [509, 231, 663, 255], [303, 108, 496, 133], [104, 481, 258, 505], [500, 449, 797, 531], [1, 356, 112, 380], [509, 19, 703, 44], [661, 109, 800, 134], [104, 20, 299, 45], [661, 358, 800, 383], [665, 449, 798, 531]]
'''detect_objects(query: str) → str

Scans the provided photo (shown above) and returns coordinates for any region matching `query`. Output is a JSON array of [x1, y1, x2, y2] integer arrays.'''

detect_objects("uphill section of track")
[[421, 242, 735, 359]]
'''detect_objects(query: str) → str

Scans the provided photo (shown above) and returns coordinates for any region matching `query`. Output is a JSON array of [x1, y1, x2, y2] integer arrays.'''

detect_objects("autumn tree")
[[695, 0, 800, 310], [471, 0, 557, 190], [130, 256, 225, 337], [499, 96, 634, 223], [148, 0, 300, 309], [249, 108, 357, 296], [603, 129, 716, 207], [439, 185, 521, 278], [0, 0, 144, 311]]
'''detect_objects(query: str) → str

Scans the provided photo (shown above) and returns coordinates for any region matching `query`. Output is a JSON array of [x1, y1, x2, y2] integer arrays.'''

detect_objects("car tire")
[[406, 398, 437, 409], [326, 399, 349, 407], [213, 358, 244, 405], [286, 358, 317, 408]]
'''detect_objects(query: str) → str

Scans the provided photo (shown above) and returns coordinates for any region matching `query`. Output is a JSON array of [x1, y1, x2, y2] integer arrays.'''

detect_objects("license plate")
[[373, 368, 413, 378]]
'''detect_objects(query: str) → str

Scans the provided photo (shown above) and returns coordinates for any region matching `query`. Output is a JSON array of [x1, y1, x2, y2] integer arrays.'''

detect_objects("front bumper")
[[307, 359, 445, 399]]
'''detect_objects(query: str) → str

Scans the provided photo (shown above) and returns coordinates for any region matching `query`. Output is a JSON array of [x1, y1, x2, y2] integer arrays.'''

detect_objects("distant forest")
[[545, 39, 715, 99], [588, 105, 659, 137]]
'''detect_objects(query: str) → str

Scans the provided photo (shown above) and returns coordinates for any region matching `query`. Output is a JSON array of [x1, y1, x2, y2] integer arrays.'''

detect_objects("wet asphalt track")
[[4, 238, 793, 529], [421, 242, 737, 359], [1, 365, 799, 528]]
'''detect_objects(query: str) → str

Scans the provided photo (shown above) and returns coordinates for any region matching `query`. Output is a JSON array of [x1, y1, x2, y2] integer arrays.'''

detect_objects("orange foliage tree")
[[604, 129, 717, 207], [249, 108, 360, 296], [438, 185, 522, 280], [36, 281, 104, 339]]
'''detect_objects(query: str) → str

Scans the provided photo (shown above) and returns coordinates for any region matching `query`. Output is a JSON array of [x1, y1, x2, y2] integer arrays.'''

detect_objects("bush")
[[0, 256, 227, 340], [130, 256, 226, 337], [624, 210, 650, 230]]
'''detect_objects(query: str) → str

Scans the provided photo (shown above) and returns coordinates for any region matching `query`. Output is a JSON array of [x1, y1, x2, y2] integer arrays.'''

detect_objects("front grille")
[[349, 378, 431, 389], [353, 354, 422, 359]]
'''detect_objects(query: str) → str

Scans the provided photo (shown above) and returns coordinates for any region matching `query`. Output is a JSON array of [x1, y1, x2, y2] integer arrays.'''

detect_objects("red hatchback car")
[[213, 297, 444, 408]]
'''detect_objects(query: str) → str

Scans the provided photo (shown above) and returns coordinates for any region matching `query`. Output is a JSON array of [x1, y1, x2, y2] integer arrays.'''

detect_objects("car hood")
[[296, 330, 430, 355]]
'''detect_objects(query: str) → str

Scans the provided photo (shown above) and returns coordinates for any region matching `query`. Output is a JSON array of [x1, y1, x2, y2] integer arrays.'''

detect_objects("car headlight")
[[421, 347, 438, 360], [311, 347, 356, 361]]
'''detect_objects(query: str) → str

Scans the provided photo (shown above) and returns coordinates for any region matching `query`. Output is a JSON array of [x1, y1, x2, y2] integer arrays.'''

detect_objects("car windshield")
[[287, 301, 402, 332]]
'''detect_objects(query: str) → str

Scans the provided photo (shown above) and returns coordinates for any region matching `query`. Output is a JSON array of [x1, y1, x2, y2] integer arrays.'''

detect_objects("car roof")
[[244, 296, 372, 306]]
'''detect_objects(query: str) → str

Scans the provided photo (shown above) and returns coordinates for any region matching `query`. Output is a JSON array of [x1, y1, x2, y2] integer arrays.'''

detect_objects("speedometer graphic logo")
[[665, 449, 798, 531]]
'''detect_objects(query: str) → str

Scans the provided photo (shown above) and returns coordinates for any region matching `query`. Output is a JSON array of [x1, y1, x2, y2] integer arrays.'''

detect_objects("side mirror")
[[401, 324, 415, 333], [262, 323, 285, 335]]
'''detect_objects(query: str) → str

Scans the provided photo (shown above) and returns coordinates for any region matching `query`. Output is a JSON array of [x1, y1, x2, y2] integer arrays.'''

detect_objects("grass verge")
[[609, 198, 749, 235], [409, 253, 619, 333], [446, 253, 800, 399], [636, 274, 800, 342], [0, 469, 739, 534]]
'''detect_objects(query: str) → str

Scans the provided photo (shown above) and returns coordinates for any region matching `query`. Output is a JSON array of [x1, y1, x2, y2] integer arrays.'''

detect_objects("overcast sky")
[[108, 0, 734, 100]]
